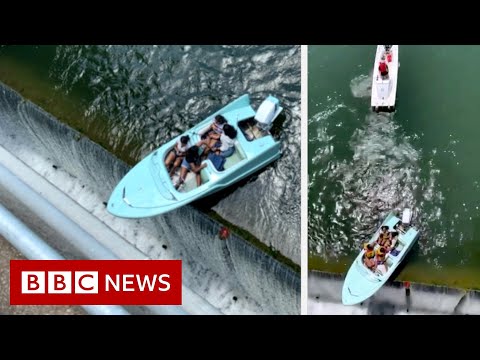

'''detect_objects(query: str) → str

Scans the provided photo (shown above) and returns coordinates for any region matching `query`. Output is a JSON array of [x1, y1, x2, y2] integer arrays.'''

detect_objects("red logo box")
[[10, 260, 182, 305]]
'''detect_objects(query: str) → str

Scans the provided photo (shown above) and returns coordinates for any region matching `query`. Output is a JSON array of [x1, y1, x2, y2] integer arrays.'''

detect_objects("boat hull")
[[371, 45, 399, 111], [342, 212, 419, 305], [107, 94, 282, 218]]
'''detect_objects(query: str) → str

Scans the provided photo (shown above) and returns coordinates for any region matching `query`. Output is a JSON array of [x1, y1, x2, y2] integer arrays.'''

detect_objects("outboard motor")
[[254, 95, 281, 132], [402, 208, 412, 225]]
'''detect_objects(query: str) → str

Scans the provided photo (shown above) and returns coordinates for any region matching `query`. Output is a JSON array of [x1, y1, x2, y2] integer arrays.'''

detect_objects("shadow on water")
[[269, 112, 288, 140], [367, 300, 397, 315]]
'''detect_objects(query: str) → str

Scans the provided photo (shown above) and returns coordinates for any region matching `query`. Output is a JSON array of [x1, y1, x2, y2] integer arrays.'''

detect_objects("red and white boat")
[[371, 45, 399, 112]]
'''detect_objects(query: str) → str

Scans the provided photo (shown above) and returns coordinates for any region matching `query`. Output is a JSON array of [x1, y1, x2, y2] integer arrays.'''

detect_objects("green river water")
[[0, 45, 301, 265]]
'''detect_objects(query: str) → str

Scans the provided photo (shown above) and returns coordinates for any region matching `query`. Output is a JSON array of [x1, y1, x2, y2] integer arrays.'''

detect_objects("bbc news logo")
[[10, 260, 182, 305]]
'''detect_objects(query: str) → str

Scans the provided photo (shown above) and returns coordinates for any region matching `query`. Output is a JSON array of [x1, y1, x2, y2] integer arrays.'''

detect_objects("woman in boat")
[[363, 243, 376, 270], [393, 220, 405, 233], [386, 231, 399, 253], [212, 124, 237, 158], [165, 135, 190, 177], [379, 55, 389, 78], [375, 246, 388, 274], [174, 145, 207, 190], [197, 114, 227, 154], [376, 226, 391, 247], [204, 124, 238, 171]]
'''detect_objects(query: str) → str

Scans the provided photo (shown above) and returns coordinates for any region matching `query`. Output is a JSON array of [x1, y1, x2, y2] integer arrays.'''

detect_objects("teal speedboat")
[[107, 94, 283, 218], [342, 210, 420, 306]]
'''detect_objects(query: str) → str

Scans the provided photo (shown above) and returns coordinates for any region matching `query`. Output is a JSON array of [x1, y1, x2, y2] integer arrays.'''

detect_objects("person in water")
[[165, 135, 190, 177], [379, 55, 389, 78], [174, 145, 207, 190], [363, 243, 376, 269], [198, 114, 227, 154]]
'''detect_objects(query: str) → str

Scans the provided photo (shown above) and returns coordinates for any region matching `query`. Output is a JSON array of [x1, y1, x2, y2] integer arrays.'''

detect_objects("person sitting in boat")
[[378, 55, 389, 79], [165, 135, 190, 177], [385, 231, 399, 253], [197, 114, 227, 154], [393, 220, 405, 233], [205, 124, 237, 171], [363, 243, 376, 270], [211, 124, 237, 158], [384, 45, 393, 62], [376, 225, 391, 247], [375, 246, 388, 274], [174, 145, 207, 190]]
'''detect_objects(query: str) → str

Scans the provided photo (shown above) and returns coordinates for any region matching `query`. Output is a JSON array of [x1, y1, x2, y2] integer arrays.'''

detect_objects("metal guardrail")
[[0, 161, 190, 315], [0, 201, 130, 316]]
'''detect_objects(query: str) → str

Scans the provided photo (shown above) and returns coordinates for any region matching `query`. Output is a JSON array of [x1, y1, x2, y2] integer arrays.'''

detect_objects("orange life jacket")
[[376, 248, 386, 264], [378, 232, 390, 246], [364, 245, 375, 259]]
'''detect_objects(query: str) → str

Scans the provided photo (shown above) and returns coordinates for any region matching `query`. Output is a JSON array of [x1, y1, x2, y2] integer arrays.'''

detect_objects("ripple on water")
[[309, 109, 446, 264], [48, 45, 301, 264]]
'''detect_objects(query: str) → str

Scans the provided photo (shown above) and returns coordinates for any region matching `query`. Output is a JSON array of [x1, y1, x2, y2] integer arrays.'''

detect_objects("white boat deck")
[[371, 45, 399, 111]]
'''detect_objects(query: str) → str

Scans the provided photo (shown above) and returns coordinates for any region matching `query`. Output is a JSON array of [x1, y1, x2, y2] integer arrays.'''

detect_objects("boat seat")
[[395, 242, 405, 252], [387, 240, 405, 261], [394, 236, 407, 252], [181, 169, 209, 192], [223, 142, 246, 170], [386, 256, 394, 267], [172, 166, 210, 193]]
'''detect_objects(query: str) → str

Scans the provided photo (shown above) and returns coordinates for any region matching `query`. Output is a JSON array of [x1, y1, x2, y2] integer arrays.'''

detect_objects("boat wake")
[[350, 74, 372, 99], [309, 109, 445, 262]]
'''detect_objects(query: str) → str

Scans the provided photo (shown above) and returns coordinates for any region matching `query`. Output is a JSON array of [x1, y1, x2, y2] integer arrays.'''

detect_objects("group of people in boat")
[[164, 114, 238, 190], [378, 45, 392, 79], [363, 220, 404, 274]]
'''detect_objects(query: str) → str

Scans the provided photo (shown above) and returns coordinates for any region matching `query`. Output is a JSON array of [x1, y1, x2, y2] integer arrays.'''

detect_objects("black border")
[[1, 7, 478, 44], [5, 314, 478, 343]]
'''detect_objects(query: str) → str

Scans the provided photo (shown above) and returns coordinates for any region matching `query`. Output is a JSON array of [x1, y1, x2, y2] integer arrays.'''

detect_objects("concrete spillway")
[[0, 81, 300, 315], [309, 270, 480, 315]]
